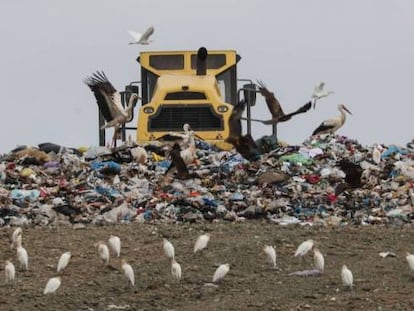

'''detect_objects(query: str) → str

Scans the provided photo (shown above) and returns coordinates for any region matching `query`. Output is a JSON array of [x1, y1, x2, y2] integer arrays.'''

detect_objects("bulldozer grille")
[[148, 104, 223, 131]]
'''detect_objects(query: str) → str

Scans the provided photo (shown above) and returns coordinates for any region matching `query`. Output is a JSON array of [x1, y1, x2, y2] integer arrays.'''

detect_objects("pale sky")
[[1, 0, 413, 153]]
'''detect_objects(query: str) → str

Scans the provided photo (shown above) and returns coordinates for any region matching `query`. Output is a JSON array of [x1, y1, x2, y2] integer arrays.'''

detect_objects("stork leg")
[[312, 99, 317, 109], [111, 128, 120, 148]]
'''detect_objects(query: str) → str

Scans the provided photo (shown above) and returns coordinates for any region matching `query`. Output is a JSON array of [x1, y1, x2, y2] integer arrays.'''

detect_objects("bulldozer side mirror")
[[123, 85, 140, 107], [243, 83, 257, 107]]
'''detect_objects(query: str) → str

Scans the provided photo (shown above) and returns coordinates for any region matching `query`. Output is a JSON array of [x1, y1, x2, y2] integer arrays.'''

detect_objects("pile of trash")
[[1, 136, 414, 227]]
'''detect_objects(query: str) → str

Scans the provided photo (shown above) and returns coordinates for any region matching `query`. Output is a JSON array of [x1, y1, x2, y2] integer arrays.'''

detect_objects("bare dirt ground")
[[1, 221, 414, 311]]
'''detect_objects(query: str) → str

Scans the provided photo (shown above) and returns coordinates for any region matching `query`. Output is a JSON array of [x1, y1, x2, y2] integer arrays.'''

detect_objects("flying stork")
[[128, 26, 155, 45], [84, 71, 139, 148], [243, 81, 312, 125], [311, 82, 334, 109], [312, 104, 352, 136]]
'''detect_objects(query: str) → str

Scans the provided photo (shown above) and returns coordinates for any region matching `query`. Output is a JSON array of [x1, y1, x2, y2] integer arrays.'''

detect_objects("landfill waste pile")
[[1, 136, 414, 227]]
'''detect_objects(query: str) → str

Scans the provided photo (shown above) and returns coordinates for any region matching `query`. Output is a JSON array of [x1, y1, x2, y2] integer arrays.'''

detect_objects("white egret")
[[341, 265, 353, 289], [294, 239, 314, 257], [171, 259, 182, 282], [5, 260, 15, 283], [16, 246, 28, 270], [128, 26, 155, 45], [263, 245, 277, 268], [406, 252, 414, 272], [11, 227, 22, 249], [163, 238, 175, 260], [194, 234, 210, 254], [44, 276, 61, 295], [97, 242, 110, 266], [311, 82, 334, 108], [121, 259, 135, 286], [213, 263, 230, 283], [108, 235, 121, 257], [313, 248, 325, 272], [57, 251, 71, 272]]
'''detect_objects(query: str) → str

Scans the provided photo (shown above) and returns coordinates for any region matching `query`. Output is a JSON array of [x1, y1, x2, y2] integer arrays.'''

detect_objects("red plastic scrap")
[[304, 174, 320, 184], [327, 193, 337, 203]]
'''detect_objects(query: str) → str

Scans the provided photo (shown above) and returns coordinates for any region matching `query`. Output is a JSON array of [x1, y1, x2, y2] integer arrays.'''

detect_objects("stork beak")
[[343, 106, 352, 115], [195, 134, 204, 141]]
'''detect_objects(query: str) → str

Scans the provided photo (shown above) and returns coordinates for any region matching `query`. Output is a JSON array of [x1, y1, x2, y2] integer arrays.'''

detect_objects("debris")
[[1, 135, 414, 227]]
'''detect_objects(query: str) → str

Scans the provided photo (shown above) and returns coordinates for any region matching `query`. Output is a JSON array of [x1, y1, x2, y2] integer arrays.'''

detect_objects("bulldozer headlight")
[[143, 107, 154, 114], [217, 105, 228, 113]]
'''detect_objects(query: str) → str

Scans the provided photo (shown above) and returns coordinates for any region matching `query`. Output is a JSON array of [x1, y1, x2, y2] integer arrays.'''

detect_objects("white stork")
[[311, 82, 334, 109], [312, 104, 352, 136], [128, 26, 155, 45], [84, 71, 139, 148], [156, 124, 201, 147]]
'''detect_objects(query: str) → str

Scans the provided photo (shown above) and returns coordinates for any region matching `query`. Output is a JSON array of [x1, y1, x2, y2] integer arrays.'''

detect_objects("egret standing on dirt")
[[263, 245, 277, 269], [406, 252, 414, 272], [163, 238, 175, 261], [16, 245, 28, 270], [121, 259, 135, 286], [11, 227, 22, 249], [97, 242, 110, 266], [5, 260, 15, 283], [294, 239, 314, 258], [194, 234, 210, 254], [313, 248, 325, 272], [84, 71, 139, 148], [312, 104, 352, 136], [341, 265, 353, 289], [44, 276, 61, 295], [108, 235, 121, 257], [213, 263, 230, 283], [57, 251, 71, 272], [171, 259, 182, 282]]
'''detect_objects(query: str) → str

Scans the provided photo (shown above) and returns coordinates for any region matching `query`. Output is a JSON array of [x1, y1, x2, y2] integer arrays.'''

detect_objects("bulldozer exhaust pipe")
[[196, 47, 207, 76]]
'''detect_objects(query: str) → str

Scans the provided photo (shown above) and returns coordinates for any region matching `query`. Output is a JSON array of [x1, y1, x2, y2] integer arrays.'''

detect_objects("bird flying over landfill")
[[312, 104, 352, 136], [84, 71, 139, 148], [244, 81, 312, 125], [128, 26, 155, 45], [311, 82, 334, 109]]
